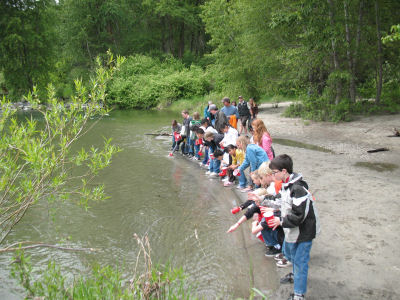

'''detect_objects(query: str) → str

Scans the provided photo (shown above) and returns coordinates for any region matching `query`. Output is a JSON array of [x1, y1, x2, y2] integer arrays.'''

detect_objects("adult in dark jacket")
[[237, 95, 251, 135], [208, 104, 228, 134]]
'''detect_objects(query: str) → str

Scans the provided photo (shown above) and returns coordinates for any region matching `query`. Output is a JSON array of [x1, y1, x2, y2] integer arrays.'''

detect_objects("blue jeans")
[[171, 135, 176, 150], [283, 240, 313, 295], [194, 144, 200, 159], [238, 170, 247, 188], [209, 158, 221, 173], [260, 221, 280, 247], [202, 148, 209, 165], [186, 137, 194, 155]]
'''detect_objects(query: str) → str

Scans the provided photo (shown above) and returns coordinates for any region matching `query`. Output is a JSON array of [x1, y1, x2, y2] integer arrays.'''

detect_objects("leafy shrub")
[[11, 250, 194, 300], [107, 55, 210, 109], [284, 96, 352, 122]]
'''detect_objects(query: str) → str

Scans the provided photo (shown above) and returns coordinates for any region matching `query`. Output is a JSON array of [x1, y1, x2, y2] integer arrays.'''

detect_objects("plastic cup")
[[263, 211, 275, 228], [198, 151, 203, 156]]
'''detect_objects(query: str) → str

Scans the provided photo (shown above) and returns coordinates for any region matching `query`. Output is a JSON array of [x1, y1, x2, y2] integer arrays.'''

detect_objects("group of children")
[[169, 98, 320, 300]]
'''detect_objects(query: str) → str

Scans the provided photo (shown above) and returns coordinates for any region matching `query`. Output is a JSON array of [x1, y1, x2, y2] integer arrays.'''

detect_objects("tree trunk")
[[327, 0, 342, 105], [344, 0, 356, 102], [190, 31, 195, 53], [375, 0, 383, 104], [352, 0, 364, 101], [178, 22, 185, 58], [161, 17, 167, 53], [168, 17, 174, 55]]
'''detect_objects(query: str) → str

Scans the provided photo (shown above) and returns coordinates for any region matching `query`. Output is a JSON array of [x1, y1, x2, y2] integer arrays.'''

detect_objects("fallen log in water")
[[387, 128, 400, 137], [367, 148, 389, 153], [145, 133, 172, 136]]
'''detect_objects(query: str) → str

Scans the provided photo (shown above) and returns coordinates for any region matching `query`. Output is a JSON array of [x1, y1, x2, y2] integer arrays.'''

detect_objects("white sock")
[[274, 244, 281, 250]]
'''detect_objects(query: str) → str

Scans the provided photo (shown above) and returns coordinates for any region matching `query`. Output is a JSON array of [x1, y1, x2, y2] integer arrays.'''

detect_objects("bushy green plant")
[[0, 52, 122, 244], [107, 55, 210, 109], [284, 96, 352, 122], [11, 243, 196, 299]]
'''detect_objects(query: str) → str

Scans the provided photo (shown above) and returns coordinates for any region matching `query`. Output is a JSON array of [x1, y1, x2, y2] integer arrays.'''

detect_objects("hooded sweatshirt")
[[279, 173, 320, 243]]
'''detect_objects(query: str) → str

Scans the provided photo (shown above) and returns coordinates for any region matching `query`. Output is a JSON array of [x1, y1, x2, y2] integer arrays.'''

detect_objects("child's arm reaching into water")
[[227, 215, 247, 233]]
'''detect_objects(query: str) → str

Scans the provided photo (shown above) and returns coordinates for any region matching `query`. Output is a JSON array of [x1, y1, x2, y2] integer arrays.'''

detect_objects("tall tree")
[[0, 0, 57, 99]]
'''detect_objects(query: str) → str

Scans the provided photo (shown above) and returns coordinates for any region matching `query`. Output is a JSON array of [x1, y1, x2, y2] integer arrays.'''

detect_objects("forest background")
[[1, 0, 400, 121], [0, 1, 399, 298]]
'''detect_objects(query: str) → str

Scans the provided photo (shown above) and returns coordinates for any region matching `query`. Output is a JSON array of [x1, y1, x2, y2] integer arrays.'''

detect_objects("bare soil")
[[255, 103, 400, 300]]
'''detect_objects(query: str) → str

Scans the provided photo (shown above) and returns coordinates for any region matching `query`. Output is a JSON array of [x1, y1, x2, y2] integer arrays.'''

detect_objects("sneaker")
[[205, 171, 211, 175], [276, 258, 292, 268], [287, 293, 304, 300], [274, 253, 284, 261], [236, 185, 246, 190], [209, 172, 218, 177], [192, 157, 199, 161], [222, 177, 229, 182], [224, 181, 234, 187], [280, 272, 294, 284], [265, 246, 281, 257]]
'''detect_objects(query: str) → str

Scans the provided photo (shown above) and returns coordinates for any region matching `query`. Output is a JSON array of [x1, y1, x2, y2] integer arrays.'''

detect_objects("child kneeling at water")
[[267, 154, 320, 300]]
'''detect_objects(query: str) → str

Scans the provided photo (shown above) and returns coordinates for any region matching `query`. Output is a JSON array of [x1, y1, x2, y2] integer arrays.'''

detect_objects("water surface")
[[0, 110, 276, 299]]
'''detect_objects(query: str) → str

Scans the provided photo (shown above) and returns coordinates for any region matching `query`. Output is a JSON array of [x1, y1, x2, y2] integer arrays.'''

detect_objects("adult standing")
[[252, 119, 274, 160], [248, 98, 258, 130], [220, 97, 239, 129], [209, 104, 228, 134], [204, 101, 214, 122], [237, 95, 251, 136], [181, 110, 193, 156]]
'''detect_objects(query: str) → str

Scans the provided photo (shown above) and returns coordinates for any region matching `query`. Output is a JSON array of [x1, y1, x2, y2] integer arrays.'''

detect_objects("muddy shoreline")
[[253, 103, 400, 299]]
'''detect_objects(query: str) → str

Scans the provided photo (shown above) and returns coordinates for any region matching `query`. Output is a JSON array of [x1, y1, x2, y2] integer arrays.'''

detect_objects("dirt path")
[[256, 103, 400, 300]]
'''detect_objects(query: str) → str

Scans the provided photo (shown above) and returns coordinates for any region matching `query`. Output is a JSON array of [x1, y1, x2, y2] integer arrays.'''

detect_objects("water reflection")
[[0, 110, 276, 299]]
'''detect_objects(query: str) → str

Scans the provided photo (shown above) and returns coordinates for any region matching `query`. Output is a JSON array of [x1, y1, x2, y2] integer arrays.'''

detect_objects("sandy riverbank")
[[249, 103, 400, 299]]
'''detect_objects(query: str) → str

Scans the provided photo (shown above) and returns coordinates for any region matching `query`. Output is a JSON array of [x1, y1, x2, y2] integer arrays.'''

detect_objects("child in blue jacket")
[[236, 135, 269, 192]]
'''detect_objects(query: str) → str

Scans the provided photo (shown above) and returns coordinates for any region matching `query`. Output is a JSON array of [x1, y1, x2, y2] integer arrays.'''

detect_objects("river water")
[[0, 110, 277, 299]]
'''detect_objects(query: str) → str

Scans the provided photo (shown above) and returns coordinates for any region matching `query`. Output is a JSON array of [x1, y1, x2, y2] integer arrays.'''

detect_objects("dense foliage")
[[0, 0, 399, 119], [0, 53, 122, 244], [201, 0, 400, 120], [11, 248, 194, 299], [107, 55, 210, 109]]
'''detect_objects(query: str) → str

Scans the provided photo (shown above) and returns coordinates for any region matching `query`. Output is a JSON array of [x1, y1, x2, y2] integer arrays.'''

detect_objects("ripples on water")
[[0, 110, 275, 299]]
